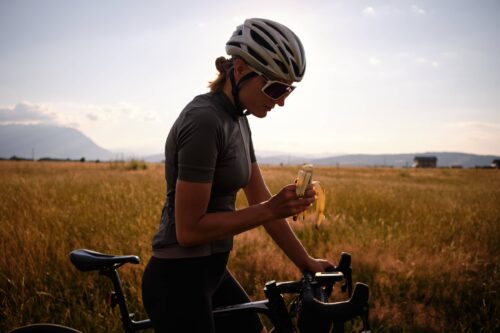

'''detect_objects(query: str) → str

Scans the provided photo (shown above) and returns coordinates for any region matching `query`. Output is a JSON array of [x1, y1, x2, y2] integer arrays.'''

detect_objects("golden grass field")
[[1, 161, 499, 332]]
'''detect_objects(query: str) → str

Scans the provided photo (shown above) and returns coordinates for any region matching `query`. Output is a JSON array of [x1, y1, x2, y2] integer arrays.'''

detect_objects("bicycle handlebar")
[[301, 272, 368, 317], [297, 271, 370, 332], [264, 253, 369, 332]]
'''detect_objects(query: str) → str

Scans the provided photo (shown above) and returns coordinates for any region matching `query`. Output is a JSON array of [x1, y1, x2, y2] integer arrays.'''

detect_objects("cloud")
[[416, 57, 428, 64], [411, 5, 426, 15], [0, 102, 57, 124], [143, 112, 158, 121], [368, 57, 381, 65], [363, 7, 376, 16], [447, 121, 500, 130], [415, 57, 439, 69], [49, 102, 160, 128], [86, 113, 98, 121]]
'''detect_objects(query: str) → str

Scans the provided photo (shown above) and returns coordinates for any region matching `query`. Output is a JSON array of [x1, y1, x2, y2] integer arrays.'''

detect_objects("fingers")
[[283, 183, 297, 192], [308, 258, 336, 273], [284, 183, 316, 198], [286, 185, 316, 208], [321, 260, 336, 271], [303, 188, 316, 198], [269, 184, 318, 219]]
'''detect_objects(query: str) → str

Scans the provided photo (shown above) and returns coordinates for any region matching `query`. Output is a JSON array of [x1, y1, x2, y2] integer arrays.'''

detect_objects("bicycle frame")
[[66, 249, 368, 333], [100, 264, 296, 333], [99, 267, 151, 333]]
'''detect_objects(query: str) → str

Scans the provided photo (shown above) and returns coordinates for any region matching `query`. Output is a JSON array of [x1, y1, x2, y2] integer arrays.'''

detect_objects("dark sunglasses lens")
[[263, 82, 294, 99]]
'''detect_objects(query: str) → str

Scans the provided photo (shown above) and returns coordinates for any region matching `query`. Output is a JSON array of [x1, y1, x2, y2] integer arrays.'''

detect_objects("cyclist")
[[142, 18, 334, 333]]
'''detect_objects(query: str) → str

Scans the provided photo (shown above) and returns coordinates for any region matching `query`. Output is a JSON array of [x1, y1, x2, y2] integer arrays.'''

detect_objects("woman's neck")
[[221, 79, 235, 106]]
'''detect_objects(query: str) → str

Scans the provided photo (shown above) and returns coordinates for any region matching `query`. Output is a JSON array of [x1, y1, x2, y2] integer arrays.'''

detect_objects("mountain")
[[144, 153, 164, 163], [0, 124, 114, 160], [145, 151, 499, 167], [143, 153, 342, 164], [258, 152, 500, 168]]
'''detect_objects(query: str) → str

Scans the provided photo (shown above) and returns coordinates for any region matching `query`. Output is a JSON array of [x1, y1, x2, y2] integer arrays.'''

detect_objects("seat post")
[[100, 267, 135, 333]]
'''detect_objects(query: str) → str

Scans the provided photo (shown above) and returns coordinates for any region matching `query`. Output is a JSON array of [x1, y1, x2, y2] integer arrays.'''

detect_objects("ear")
[[232, 58, 251, 81]]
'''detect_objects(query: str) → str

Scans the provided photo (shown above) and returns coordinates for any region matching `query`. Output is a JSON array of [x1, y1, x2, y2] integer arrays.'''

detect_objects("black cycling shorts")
[[142, 252, 264, 333]]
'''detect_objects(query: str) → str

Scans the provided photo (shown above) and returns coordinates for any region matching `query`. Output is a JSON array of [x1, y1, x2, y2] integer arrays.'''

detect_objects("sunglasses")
[[250, 67, 296, 100]]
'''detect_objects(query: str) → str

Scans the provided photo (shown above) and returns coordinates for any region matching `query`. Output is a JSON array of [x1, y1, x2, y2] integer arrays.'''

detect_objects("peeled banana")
[[293, 164, 326, 228]]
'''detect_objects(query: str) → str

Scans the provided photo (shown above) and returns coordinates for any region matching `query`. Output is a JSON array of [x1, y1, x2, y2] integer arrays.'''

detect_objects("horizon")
[[2, 123, 500, 159], [1, 0, 500, 156]]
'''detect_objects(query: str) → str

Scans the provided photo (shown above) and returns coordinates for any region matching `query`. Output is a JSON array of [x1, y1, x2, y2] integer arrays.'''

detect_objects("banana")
[[293, 164, 326, 228], [296, 164, 313, 197]]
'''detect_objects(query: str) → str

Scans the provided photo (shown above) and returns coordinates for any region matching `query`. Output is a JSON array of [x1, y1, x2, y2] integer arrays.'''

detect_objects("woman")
[[142, 18, 334, 333]]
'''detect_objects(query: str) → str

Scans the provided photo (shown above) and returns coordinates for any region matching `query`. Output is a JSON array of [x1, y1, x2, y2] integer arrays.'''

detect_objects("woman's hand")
[[303, 257, 335, 273], [263, 184, 316, 220]]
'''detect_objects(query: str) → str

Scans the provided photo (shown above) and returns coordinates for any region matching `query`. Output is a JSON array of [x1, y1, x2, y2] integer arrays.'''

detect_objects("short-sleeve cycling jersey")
[[152, 91, 257, 258]]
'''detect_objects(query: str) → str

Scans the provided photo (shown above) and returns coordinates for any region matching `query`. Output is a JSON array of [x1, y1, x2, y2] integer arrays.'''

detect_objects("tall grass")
[[1, 162, 498, 332]]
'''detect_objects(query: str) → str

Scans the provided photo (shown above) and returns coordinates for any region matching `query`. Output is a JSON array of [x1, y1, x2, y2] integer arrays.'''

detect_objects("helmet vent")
[[277, 45, 290, 65], [248, 46, 268, 66], [227, 42, 242, 48], [274, 59, 289, 74], [265, 22, 288, 42], [253, 23, 278, 45], [250, 30, 274, 53], [284, 42, 293, 57]]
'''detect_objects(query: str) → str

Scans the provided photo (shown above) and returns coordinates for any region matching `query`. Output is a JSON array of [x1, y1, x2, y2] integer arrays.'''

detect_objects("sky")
[[1, 0, 499, 156]]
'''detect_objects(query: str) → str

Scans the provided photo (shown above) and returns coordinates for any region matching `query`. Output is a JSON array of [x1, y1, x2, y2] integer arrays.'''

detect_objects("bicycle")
[[10, 249, 371, 333]]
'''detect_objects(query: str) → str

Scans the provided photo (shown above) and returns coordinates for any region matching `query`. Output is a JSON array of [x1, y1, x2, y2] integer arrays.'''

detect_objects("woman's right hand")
[[263, 184, 316, 220]]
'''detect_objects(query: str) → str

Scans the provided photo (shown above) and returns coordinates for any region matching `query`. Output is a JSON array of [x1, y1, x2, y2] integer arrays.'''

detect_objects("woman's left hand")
[[303, 257, 335, 273]]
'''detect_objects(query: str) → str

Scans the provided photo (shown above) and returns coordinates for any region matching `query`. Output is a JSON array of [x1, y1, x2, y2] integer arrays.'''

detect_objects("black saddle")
[[69, 249, 140, 272]]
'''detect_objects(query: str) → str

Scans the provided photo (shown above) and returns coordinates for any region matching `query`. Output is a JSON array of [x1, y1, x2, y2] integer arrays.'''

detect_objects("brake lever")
[[353, 283, 370, 333], [336, 252, 353, 296], [360, 304, 371, 333]]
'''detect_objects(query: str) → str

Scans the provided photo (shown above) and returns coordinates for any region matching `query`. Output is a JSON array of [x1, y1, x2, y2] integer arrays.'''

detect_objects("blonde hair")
[[208, 56, 233, 92]]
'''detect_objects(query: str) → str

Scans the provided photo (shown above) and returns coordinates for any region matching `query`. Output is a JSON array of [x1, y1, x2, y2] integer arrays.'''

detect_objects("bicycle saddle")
[[69, 249, 140, 272]]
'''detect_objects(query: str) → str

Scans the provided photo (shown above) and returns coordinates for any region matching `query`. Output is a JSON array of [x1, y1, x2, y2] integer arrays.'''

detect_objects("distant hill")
[[145, 151, 499, 168], [144, 153, 164, 163], [5, 124, 495, 167], [259, 152, 500, 168], [0, 124, 114, 160], [143, 153, 337, 164]]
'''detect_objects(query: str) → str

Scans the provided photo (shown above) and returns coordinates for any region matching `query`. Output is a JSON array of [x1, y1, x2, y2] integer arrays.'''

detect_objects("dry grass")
[[1, 162, 498, 332]]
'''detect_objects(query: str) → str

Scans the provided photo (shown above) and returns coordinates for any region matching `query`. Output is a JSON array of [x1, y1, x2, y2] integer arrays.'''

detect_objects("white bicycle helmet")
[[226, 18, 306, 82]]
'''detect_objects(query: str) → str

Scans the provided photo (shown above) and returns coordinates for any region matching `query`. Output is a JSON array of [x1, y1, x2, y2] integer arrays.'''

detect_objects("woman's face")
[[234, 61, 291, 118]]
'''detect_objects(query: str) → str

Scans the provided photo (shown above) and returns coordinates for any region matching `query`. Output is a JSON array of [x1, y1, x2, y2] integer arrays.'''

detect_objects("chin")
[[247, 108, 268, 118]]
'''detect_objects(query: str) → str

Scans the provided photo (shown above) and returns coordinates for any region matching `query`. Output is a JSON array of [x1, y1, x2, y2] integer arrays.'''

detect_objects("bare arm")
[[243, 163, 334, 272], [175, 176, 314, 247]]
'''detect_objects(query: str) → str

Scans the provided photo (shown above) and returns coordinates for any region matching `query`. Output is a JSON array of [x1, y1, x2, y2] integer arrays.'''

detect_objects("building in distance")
[[413, 156, 437, 168]]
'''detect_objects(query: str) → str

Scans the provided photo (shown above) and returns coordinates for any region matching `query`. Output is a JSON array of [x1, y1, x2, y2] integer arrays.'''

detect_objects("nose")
[[276, 95, 287, 107]]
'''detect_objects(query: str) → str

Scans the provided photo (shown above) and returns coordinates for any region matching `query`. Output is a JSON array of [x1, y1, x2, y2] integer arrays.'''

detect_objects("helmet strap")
[[229, 66, 258, 116]]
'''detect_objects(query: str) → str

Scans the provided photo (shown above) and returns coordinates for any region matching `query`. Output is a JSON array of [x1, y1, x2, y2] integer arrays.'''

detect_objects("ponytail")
[[208, 56, 233, 92]]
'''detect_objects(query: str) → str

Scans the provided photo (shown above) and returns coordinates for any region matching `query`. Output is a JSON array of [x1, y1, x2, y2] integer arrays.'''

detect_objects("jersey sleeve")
[[176, 108, 222, 183]]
